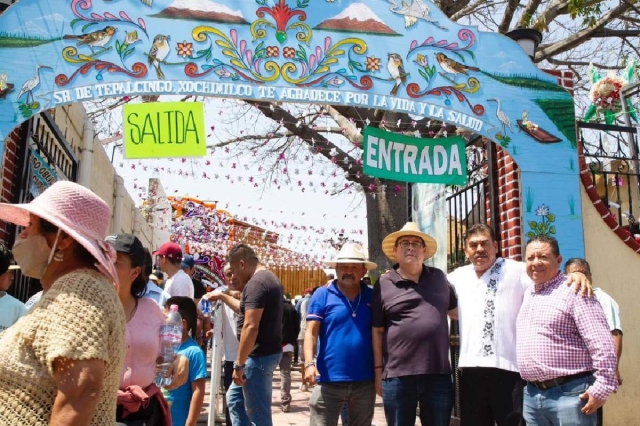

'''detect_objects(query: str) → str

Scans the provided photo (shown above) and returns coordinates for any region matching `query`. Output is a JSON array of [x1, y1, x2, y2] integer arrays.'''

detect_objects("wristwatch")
[[304, 361, 316, 368], [233, 362, 245, 370]]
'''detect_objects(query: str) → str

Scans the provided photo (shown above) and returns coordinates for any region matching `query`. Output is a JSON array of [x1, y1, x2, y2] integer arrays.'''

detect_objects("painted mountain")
[[152, 0, 248, 24], [314, 3, 400, 36]]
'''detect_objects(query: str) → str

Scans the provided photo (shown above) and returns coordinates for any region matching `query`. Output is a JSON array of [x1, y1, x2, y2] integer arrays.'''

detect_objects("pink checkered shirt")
[[516, 272, 618, 401]]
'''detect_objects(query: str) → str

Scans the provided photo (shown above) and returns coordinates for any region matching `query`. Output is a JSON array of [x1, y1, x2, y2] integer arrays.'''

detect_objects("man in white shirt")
[[203, 263, 248, 426], [153, 241, 194, 299], [0, 244, 25, 331], [448, 224, 589, 426]]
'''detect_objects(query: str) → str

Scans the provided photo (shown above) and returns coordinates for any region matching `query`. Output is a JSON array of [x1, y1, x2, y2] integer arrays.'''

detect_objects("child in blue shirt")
[[165, 297, 208, 426]]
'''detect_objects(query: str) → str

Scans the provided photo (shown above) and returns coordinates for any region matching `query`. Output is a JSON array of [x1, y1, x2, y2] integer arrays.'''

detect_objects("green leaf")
[[528, 221, 538, 230], [70, 18, 83, 28], [452, 51, 465, 63], [123, 48, 134, 59], [81, 22, 96, 32], [115, 39, 122, 53], [546, 213, 556, 222], [466, 50, 476, 60], [419, 69, 428, 80], [526, 231, 536, 239], [549, 226, 556, 235], [583, 105, 597, 122], [537, 222, 545, 231]]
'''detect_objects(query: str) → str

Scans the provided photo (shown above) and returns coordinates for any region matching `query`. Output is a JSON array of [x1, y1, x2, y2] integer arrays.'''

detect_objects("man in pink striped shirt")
[[517, 235, 618, 425]]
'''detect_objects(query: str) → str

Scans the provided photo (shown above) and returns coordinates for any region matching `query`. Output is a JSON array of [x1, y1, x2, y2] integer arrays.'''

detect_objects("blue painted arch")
[[0, 0, 584, 259]]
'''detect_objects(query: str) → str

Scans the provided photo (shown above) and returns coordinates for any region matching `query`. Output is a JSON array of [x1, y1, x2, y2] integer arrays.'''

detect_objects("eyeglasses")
[[398, 241, 424, 250]]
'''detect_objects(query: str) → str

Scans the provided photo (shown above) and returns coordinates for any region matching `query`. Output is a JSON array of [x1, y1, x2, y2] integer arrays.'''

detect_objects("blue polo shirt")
[[307, 281, 374, 382]]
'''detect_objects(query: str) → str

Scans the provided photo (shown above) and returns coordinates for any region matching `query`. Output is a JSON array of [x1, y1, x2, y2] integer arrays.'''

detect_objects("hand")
[[374, 370, 383, 397], [204, 290, 224, 301], [206, 330, 214, 339], [164, 355, 189, 390], [304, 365, 319, 386], [229, 290, 241, 300], [232, 367, 246, 386], [579, 390, 604, 415], [566, 272, 592, 297]]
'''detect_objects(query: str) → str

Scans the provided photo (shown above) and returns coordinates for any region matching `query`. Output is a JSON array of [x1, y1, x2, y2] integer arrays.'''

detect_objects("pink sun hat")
[[0, 181, 118, 285]]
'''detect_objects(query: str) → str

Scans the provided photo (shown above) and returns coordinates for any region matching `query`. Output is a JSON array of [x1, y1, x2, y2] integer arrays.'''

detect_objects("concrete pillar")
[[78, 120, 94, 188], [112, 175, 125, 234]]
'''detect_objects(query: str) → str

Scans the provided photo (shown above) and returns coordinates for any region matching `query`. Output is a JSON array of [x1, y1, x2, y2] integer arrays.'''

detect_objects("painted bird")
[[435, 52, 480, 79], [18, 64, 52, 105], [149, 34, 171, 79], [387, 53, 406, 96], [62, 26, 116, 53]]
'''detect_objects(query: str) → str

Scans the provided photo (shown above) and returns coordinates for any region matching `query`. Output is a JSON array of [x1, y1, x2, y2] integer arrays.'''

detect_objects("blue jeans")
[[524, 375, 597, 425], [227, 352, 281, 426], [382, 374, 454, 426]]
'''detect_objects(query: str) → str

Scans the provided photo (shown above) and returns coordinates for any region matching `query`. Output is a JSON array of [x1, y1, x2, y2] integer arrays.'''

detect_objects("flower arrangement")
[[588, 74, 626, 114], [584, 60, 637, 125]]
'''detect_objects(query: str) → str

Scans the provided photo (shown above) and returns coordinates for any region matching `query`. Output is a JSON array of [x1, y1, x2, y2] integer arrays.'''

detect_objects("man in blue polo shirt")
[[303, 242, 378, 426]]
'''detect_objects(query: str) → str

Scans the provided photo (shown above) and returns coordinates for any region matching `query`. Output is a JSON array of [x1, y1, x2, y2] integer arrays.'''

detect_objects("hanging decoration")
[[584, 60, 638, 125]]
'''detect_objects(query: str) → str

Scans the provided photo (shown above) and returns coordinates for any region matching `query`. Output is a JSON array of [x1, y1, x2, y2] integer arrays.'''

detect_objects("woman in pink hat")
[[0, 181, 126, 426]]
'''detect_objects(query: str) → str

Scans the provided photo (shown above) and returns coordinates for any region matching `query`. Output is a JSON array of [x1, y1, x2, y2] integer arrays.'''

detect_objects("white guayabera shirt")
[[447, 258, 530, 373]]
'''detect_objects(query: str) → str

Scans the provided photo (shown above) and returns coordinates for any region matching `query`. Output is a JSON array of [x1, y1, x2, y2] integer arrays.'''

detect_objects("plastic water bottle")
[[155, 304, 183, 387]]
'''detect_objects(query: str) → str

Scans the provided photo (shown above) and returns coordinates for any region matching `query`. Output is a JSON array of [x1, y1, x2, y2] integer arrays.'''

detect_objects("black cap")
[[106, 234, 146, 267]]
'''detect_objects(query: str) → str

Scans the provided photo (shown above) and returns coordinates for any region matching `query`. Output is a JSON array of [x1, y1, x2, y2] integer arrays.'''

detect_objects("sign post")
[[363, 127, 467, 185], [123, 102, 206, 159]]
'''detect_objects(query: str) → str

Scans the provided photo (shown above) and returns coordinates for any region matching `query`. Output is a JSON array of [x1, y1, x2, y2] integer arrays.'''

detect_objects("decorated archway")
[[0, 0, 583, 259]]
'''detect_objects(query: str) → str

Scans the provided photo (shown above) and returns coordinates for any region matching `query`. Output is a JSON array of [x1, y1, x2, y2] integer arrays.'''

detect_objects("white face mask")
[[12, 231, 60, 279]]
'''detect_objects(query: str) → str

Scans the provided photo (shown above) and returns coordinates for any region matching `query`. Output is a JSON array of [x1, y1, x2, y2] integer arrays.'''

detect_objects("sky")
[[97, 95, 370, 262]]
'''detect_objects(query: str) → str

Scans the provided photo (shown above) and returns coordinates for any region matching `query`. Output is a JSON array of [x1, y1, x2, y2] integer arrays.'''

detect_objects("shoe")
[[282, 404, 291, 412], [299, 383, 308, 392]]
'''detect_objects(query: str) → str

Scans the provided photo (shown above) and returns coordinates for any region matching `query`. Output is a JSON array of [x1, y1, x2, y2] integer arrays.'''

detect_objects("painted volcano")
[[315, 3, 400, 36], [152, 0, 248, 24]]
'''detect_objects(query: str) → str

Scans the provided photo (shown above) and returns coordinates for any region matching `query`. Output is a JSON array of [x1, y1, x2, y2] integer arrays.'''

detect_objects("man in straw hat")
[[304, 242, 378, 426], [447, 224, 591, 426], [373, 222, 457, 426]]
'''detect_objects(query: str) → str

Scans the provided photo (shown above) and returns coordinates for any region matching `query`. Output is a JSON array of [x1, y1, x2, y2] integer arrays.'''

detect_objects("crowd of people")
[[0, 180, 624, 426]]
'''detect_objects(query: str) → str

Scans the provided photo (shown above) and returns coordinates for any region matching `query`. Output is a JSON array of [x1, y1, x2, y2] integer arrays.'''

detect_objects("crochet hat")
[[325, 242, 377, 270], [382, 222, 438, 263], [0, 181, 118, 284]]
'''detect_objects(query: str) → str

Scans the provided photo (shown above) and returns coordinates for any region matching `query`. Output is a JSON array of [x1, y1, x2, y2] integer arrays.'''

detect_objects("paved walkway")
[[197, 364, 391, 425]]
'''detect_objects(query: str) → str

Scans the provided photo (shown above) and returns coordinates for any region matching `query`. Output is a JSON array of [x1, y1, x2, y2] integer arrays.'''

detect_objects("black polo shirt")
[[372, 264, 457, 379]]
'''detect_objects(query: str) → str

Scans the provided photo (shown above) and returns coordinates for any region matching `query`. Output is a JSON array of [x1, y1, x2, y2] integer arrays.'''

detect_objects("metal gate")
[[8, 112, 79, 302]]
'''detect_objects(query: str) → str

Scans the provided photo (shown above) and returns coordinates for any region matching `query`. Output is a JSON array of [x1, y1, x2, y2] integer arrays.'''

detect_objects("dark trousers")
[[459, 367, 525, 426], [224, 360, 234, 426]]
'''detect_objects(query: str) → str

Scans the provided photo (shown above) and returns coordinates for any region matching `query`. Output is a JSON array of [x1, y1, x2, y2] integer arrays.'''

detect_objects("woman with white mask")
[[0, 181, 126, 426]]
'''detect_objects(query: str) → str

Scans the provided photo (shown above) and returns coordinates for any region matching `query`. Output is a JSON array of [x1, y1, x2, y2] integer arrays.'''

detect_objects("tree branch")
[[498, 0, 521, 33], [532, 0, 569, 31], [518, 0, 543, 28], [325, 105, 364, 147], [535, 2, 632, 62], [546, 57, 624, 69], [246, 101, 373, 188]]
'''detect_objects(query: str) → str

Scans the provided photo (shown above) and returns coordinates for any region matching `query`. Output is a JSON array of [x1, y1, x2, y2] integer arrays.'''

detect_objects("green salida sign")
[[123, 101, 206, 159], [363, 127, 467, 185]]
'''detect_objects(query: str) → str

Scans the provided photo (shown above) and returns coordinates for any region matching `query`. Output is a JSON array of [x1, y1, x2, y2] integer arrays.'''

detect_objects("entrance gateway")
[[0, 0, 584, 260]]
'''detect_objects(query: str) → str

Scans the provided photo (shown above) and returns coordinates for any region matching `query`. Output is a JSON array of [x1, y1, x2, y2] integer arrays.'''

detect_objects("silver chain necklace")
[[339, 286, 362, 317]]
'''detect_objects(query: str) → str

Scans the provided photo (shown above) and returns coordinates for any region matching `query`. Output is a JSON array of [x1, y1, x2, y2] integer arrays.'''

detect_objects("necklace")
[[338, 286, 362, 317]]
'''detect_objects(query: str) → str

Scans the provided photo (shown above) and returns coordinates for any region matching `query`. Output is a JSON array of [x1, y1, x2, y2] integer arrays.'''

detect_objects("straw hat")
[[0, 181, 118, 284], [325, 242, 377, 270], [382, 222, 437, 262]]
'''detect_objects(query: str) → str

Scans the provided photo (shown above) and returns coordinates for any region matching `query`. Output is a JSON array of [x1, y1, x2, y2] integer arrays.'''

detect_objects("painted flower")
[[366, 56, 381, 72], [283, 47, 296, 59], [176, 41, 193, 59], [124, 30, 139, 45], [535, 204, 550, 217], [266, 46, 279, 57]]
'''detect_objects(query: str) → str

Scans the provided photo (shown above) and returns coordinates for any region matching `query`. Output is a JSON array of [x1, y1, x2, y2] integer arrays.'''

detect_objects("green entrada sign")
[[363, 127, 467, 185]]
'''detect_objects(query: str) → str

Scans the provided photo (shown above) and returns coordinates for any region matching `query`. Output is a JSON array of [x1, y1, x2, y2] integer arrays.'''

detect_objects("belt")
[[528, 371, 593, 391]]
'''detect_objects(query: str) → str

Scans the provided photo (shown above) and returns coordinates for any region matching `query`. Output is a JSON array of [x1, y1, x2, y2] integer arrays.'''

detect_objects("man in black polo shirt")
[[372, 222, 457, 426], [226, 244, 283, 426]]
